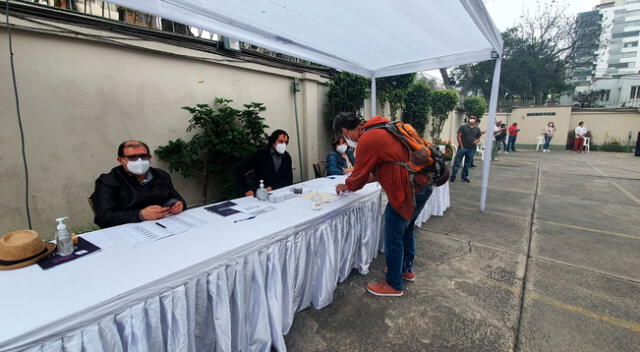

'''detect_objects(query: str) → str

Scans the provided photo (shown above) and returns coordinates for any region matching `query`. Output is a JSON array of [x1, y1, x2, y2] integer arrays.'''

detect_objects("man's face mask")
[[275, 143, 287, 154], [127, 158, 150, 175]]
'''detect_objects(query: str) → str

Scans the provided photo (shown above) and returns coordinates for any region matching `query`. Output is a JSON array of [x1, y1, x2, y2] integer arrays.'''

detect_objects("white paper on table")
[[120, 214, 207, 246], [230, 202, 276, 216]]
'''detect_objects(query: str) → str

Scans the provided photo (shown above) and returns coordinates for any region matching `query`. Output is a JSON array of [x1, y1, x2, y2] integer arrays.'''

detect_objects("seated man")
[[235, 129, 293, 196], [90, 140, 186, 228]]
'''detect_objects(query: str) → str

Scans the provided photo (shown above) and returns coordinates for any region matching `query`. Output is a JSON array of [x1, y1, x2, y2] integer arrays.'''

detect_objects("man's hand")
[[245, 190, 254, 197], [343, 167, 354, 174], [474, 138, 481, 144], [336, 184, 349, 194], [140, 205, 170, 220], [169, 201, 184, 215]]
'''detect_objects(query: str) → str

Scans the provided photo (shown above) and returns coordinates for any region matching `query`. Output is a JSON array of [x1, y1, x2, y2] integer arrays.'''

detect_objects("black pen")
[[155, 222, 167, 229]]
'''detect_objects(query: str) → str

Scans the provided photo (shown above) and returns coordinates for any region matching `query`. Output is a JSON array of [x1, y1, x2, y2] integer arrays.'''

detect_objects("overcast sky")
[[483, 0, 601, 30], [423, 0, 602, 83]]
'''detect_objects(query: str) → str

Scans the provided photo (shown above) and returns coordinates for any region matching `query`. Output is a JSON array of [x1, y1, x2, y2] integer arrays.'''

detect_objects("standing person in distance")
[[235, 129, 293, 196], [491, 120, 505, 161], [507, 122, 520, 152], [543, 122, 556, 152], [496, 122, 507, 153], [326, 135, 355, 176], [333, 112, 434, 297], [573, 121, 587, 154], [450, 115, 482, 183]]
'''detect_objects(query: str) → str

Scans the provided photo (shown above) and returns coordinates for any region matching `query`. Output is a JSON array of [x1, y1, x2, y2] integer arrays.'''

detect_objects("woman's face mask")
[[336, 144, 348, 153]]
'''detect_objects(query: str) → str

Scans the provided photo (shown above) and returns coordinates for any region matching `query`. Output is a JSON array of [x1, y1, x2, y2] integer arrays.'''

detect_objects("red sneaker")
[[366, 281, 403, 297], [402, 272, 416, 282], [383, 267, 417, 282]]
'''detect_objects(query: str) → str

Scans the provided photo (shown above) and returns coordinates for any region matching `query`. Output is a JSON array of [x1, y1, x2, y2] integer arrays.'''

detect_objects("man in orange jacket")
[[334, 112, 433, 297]]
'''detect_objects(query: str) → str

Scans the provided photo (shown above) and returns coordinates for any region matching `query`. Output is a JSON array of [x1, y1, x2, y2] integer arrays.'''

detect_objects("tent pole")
[[480, 56, 502, 212], [370, 77, 376, 117]]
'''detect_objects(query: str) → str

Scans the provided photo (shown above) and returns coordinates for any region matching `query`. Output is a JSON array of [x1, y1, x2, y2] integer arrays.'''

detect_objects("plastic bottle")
[[55, 217, 74, 256], [311, 188, 322, 210], [256, 180, 269, 201]]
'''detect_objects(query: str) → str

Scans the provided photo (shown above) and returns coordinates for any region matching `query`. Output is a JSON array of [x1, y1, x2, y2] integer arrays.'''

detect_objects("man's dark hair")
[[117, 140, 150, 157], [579, 121, 584, 126], [268, 129, 289, 146], [333, 112, 362, 133]]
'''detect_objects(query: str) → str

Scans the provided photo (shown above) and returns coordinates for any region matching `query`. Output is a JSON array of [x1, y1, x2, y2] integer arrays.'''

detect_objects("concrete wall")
[[571, 111, 640, 145], [1, 19, 331, 236], [438, 105, 640, 149]]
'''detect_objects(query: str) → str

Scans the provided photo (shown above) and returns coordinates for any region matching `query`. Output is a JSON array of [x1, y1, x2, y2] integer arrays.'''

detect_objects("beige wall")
[[1, 20, 331, 237], [505, 106, 573, 146], [438, 105, 640, 149], [570, 111, 640, 146]]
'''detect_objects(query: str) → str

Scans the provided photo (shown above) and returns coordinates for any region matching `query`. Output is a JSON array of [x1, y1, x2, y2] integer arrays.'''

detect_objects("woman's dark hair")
[[500, 123, 506, 128], [332, 112, 362, 133], [331, 134, 346, 148], [268, 129, 289, 146]]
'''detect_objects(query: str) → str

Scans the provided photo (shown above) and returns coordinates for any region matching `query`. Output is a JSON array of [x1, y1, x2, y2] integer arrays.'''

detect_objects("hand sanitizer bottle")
[[256, 180, 269, 201], [55, 217, 74, 256]]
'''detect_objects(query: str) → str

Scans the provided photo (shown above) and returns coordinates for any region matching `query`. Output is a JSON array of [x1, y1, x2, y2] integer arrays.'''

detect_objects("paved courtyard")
[[285, 150, 640, 351]]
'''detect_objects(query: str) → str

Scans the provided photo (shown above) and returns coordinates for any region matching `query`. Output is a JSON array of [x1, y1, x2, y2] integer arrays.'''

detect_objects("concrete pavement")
[[284, 150, 640, 351]]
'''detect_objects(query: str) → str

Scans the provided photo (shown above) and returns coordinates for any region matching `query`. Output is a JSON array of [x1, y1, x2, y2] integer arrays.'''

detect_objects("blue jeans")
[[507, 135, 517, 151], [384, 187, 433, 290], [451, 147, 475, 180], [543, 136, 552, 150]]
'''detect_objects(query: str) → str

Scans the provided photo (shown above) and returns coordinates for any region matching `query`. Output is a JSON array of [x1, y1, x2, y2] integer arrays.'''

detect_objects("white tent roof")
[[110, 0, 503, 78]]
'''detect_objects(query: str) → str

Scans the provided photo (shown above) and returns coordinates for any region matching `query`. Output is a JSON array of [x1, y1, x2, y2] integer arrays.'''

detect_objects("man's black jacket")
[[235, 146, 293, 192], [90, 166, 187, 228]]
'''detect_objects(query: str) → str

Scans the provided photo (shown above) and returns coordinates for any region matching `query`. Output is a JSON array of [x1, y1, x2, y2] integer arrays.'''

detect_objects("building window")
[[631, 85, 640, 99], [599, 90, 610, 101], [624, 41, 639, 48], [526, 112, 556, 117]]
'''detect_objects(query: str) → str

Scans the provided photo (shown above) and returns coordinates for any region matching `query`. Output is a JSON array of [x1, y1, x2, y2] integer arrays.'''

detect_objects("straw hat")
[[0, 230, 56, 270]]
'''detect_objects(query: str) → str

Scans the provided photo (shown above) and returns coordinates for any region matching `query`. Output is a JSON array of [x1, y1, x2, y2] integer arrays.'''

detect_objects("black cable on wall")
[[5, 0, 32, 229]]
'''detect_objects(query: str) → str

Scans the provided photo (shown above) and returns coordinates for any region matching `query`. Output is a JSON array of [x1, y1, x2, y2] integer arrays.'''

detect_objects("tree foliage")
[[402, 82, 431, 137], [155, 98, 269, 203], [377, 73, 416, 120], [463, 96, 487, 118], [429, 90, 458, 139], [573, 90, 605, 108], [451, 0, 601, 105], [325, 72, 370, 129]]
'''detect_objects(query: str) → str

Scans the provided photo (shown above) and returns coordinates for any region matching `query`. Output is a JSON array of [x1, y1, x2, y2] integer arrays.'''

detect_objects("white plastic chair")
[[476, 142, 485, 161], [583, 137, 590, 152], [536, 136, 545, 151]]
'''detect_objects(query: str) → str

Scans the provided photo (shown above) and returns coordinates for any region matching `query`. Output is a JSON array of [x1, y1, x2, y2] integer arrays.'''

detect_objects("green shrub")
[[463, 96, 487, 118], [325, 72, 370, 130], [402, 82, 431, 136], [156, 98, 269, 203]]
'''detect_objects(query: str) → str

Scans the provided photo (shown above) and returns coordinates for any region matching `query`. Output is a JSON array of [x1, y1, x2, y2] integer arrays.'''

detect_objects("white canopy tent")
[[111, 0, 503, 210]]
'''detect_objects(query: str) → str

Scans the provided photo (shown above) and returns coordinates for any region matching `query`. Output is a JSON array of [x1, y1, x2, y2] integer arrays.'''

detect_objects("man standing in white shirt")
[[574, 121, 587, 153]]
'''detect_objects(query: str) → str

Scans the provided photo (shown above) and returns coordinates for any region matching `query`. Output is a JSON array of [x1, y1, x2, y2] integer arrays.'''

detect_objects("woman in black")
[[235, 129, 293, 196]]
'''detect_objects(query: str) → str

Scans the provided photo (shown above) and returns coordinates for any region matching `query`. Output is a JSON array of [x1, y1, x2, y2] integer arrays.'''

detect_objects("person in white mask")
[[235, 129, 293, 196], [90, 140, 186, 228], [326, 136, 355, 176]]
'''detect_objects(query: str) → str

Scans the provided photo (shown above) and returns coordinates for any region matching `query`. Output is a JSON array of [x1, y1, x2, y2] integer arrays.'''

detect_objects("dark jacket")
[[235, 146, 293, 192], [326, 150, 355, 176], [90, 166, 186, 228]]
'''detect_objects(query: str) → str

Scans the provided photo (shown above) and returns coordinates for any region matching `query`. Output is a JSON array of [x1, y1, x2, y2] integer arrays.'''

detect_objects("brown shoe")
[[384, 266, 417, 282], [367, 281, 403, 297]]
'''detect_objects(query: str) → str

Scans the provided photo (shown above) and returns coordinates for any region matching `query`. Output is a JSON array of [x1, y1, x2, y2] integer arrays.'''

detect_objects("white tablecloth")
[[415, 182, 450, 228], [0, 177, 449, 352]]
